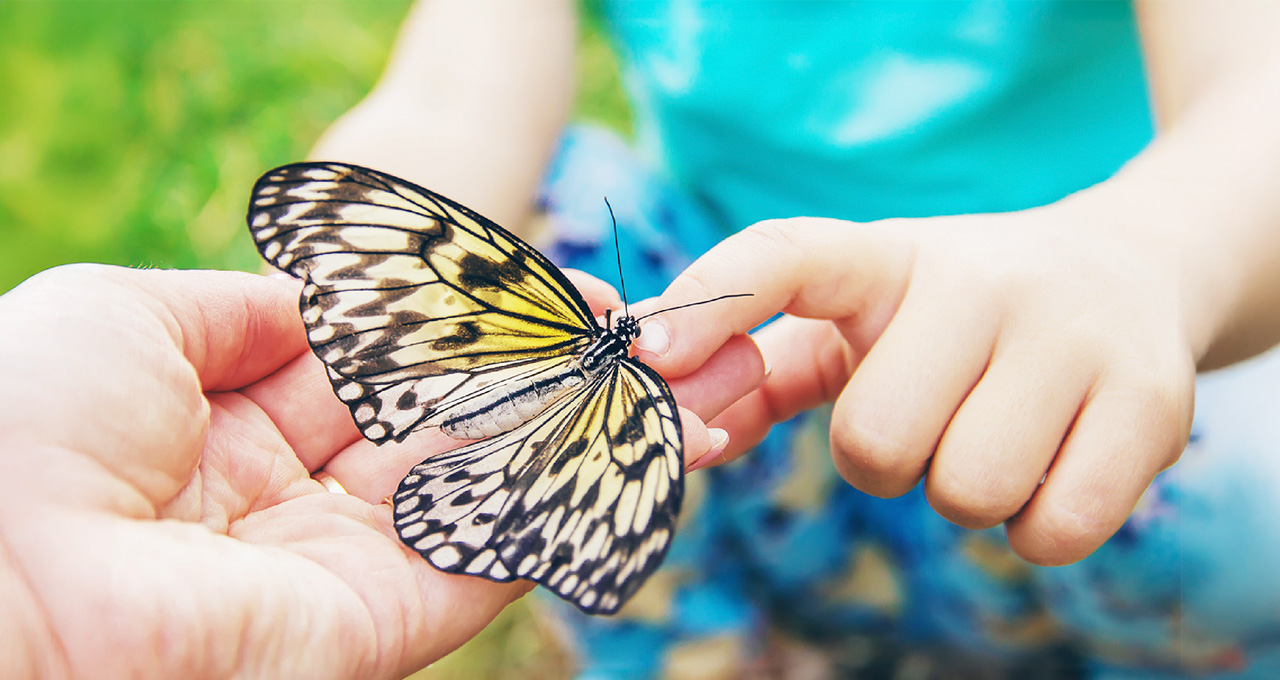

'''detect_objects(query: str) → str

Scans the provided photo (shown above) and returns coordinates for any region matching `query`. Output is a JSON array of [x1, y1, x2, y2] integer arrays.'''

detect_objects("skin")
[[15, 0, 1267, 675], [316, 0, 1280, 568], [0, 265, 763, 679], [631, 3, 1280, 566]]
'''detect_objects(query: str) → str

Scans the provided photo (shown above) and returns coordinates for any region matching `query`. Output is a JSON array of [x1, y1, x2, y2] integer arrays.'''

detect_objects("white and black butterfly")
[[247, 162, 741, 614]]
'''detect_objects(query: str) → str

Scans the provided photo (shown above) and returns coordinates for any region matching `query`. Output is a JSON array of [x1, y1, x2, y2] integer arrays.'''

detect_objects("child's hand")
[[632, 199, 1199, 566]]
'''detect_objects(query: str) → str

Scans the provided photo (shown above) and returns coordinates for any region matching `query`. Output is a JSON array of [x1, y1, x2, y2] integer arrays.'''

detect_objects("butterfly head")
[[613, 312, 641, 343]]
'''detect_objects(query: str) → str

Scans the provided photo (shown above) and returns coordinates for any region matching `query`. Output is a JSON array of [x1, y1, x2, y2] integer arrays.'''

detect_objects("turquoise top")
[[601, 0, 1153, 230]]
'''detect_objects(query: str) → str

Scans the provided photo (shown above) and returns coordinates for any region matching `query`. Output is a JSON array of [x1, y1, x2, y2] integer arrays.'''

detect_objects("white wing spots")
[[518, 554, 539, 576], [634, 461, 660, 534], [662, 419, 679, 447], [582, 524, 609, 565], [414, 532, 446, 552], [263, 241, 282, 260], [337, 382, 364, 401], [611, 441, 634, 466], [399, 521, 427, 539], [355, 404, 376, 422], [363, 423, 388, 440], [466, 549, 497, 575], [589, 465, 625, 516], [592, 553, 621, 585], [547, 565, 568, 587], [489, 560, 511, 580], [398, 509, 425, 525], [665, 444, 681, 481], [561, 574, 580, 595], [655, 458, 671, 503], [614, 481, 640, 537], [301, 167, 342, 181], [308, 325, 336, 343], [396, 495, 421, 515]]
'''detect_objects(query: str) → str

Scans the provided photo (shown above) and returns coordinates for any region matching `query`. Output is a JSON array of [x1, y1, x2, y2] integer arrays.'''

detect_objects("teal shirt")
[[602, 0, 1153, 230]]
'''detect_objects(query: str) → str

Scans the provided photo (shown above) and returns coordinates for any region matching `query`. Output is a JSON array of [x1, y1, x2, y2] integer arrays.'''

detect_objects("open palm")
[[0, 265, 761, 679]]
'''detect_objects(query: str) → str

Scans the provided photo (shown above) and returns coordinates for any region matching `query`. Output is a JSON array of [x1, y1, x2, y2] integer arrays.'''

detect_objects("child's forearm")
[[1072, 2, 1280, 369], [310, 0, 576, 235]]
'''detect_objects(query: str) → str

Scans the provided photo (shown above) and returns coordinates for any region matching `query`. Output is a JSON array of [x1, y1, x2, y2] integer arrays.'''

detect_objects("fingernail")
[[686, 428, 729, 472], [748, 333, 770, 385], [635, 319, 671, 358]]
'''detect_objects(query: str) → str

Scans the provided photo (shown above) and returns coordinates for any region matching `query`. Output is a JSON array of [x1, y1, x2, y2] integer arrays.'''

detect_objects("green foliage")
[[0, 1, 414, 292], [1, 1, 629, 294]]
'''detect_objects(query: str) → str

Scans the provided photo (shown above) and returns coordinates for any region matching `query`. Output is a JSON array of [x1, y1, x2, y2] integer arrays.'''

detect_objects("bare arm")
[[636, 1, 1280, 565], [1115, 0, 1280, 368], [310, 0, 576, 232]]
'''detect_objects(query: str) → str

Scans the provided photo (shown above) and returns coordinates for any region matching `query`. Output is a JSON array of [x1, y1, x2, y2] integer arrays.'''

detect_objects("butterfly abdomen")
[[437, 330, 631, 439], [438, 366, 588, 439]]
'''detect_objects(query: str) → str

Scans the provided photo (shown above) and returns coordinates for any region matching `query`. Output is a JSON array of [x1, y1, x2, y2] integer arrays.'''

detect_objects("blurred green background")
[[0, 1, 625, 677], [0, 0, 628, 295]]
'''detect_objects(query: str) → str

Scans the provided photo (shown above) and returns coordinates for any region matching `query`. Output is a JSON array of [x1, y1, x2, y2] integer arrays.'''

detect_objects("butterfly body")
[[247, 162, 683, 614], [437, 320, 637, 440]]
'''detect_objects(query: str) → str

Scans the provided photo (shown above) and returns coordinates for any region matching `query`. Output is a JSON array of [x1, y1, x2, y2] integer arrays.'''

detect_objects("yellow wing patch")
[[392, 359, 682, 615], [248, 163, 598, 442]]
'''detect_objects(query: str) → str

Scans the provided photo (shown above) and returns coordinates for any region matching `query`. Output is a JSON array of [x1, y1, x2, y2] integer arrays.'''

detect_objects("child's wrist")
[[1051, 176, 1229, 366]]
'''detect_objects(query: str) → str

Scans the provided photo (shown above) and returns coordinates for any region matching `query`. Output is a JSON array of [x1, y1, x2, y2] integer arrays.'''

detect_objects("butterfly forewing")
[[392, 358, 682, 615], [248, 163, 599, 442]]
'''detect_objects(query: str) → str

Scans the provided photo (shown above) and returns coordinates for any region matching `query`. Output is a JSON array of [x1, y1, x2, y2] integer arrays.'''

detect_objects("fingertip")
[[675, 405, 710, 465], [686, 428, 730, 472], [1003, 483, 1135, 566], [562, 268, 623, 314], [634, 317, 671, 359]]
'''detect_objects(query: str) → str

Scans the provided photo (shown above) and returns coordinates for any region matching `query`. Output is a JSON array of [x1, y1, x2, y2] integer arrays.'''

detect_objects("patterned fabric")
[[532, 125, 1280, 680]]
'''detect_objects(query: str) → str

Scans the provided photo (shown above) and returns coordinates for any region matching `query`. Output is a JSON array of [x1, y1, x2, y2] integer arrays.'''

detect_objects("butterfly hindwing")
[[247, 162, 598, 442], [392, 358, 683, 615]]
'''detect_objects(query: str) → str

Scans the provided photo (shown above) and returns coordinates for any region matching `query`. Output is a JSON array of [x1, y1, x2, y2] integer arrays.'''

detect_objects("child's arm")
[[310, 0, 576, 233], [633, 1, 1280, 566]]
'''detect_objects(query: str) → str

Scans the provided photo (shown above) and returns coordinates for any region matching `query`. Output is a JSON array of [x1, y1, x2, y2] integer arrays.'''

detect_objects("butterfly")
[[246, 162, 742, 615]]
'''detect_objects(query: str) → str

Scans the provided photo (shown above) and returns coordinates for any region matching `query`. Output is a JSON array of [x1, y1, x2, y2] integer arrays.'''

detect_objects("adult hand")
[[633, 195, 1200, 567], [0, 265, 759, 679]]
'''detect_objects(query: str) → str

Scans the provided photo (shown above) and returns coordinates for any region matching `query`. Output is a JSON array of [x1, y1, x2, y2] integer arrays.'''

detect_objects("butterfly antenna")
[[635, 293, 754, 322], [605, 197, 629, 321]]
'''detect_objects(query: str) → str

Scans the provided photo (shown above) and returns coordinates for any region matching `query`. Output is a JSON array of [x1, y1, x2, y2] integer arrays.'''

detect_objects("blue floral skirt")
[[531, 125, 1280, 680]]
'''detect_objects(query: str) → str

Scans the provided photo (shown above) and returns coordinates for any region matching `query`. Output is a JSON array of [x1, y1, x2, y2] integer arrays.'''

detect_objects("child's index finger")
[[633, 217, 914, 377]]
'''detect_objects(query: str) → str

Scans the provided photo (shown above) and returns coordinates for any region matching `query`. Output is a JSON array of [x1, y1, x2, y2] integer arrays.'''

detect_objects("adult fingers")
[[0, 266, 309, 506], [562, 268, 623, 317], [1006, 363, 1194, 565], [704, 316, 859, 461], [633, 218, 914, 378], [122, 268, 309, 391], [663, 334, 766, 422], [238, 351, 363, 472]]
